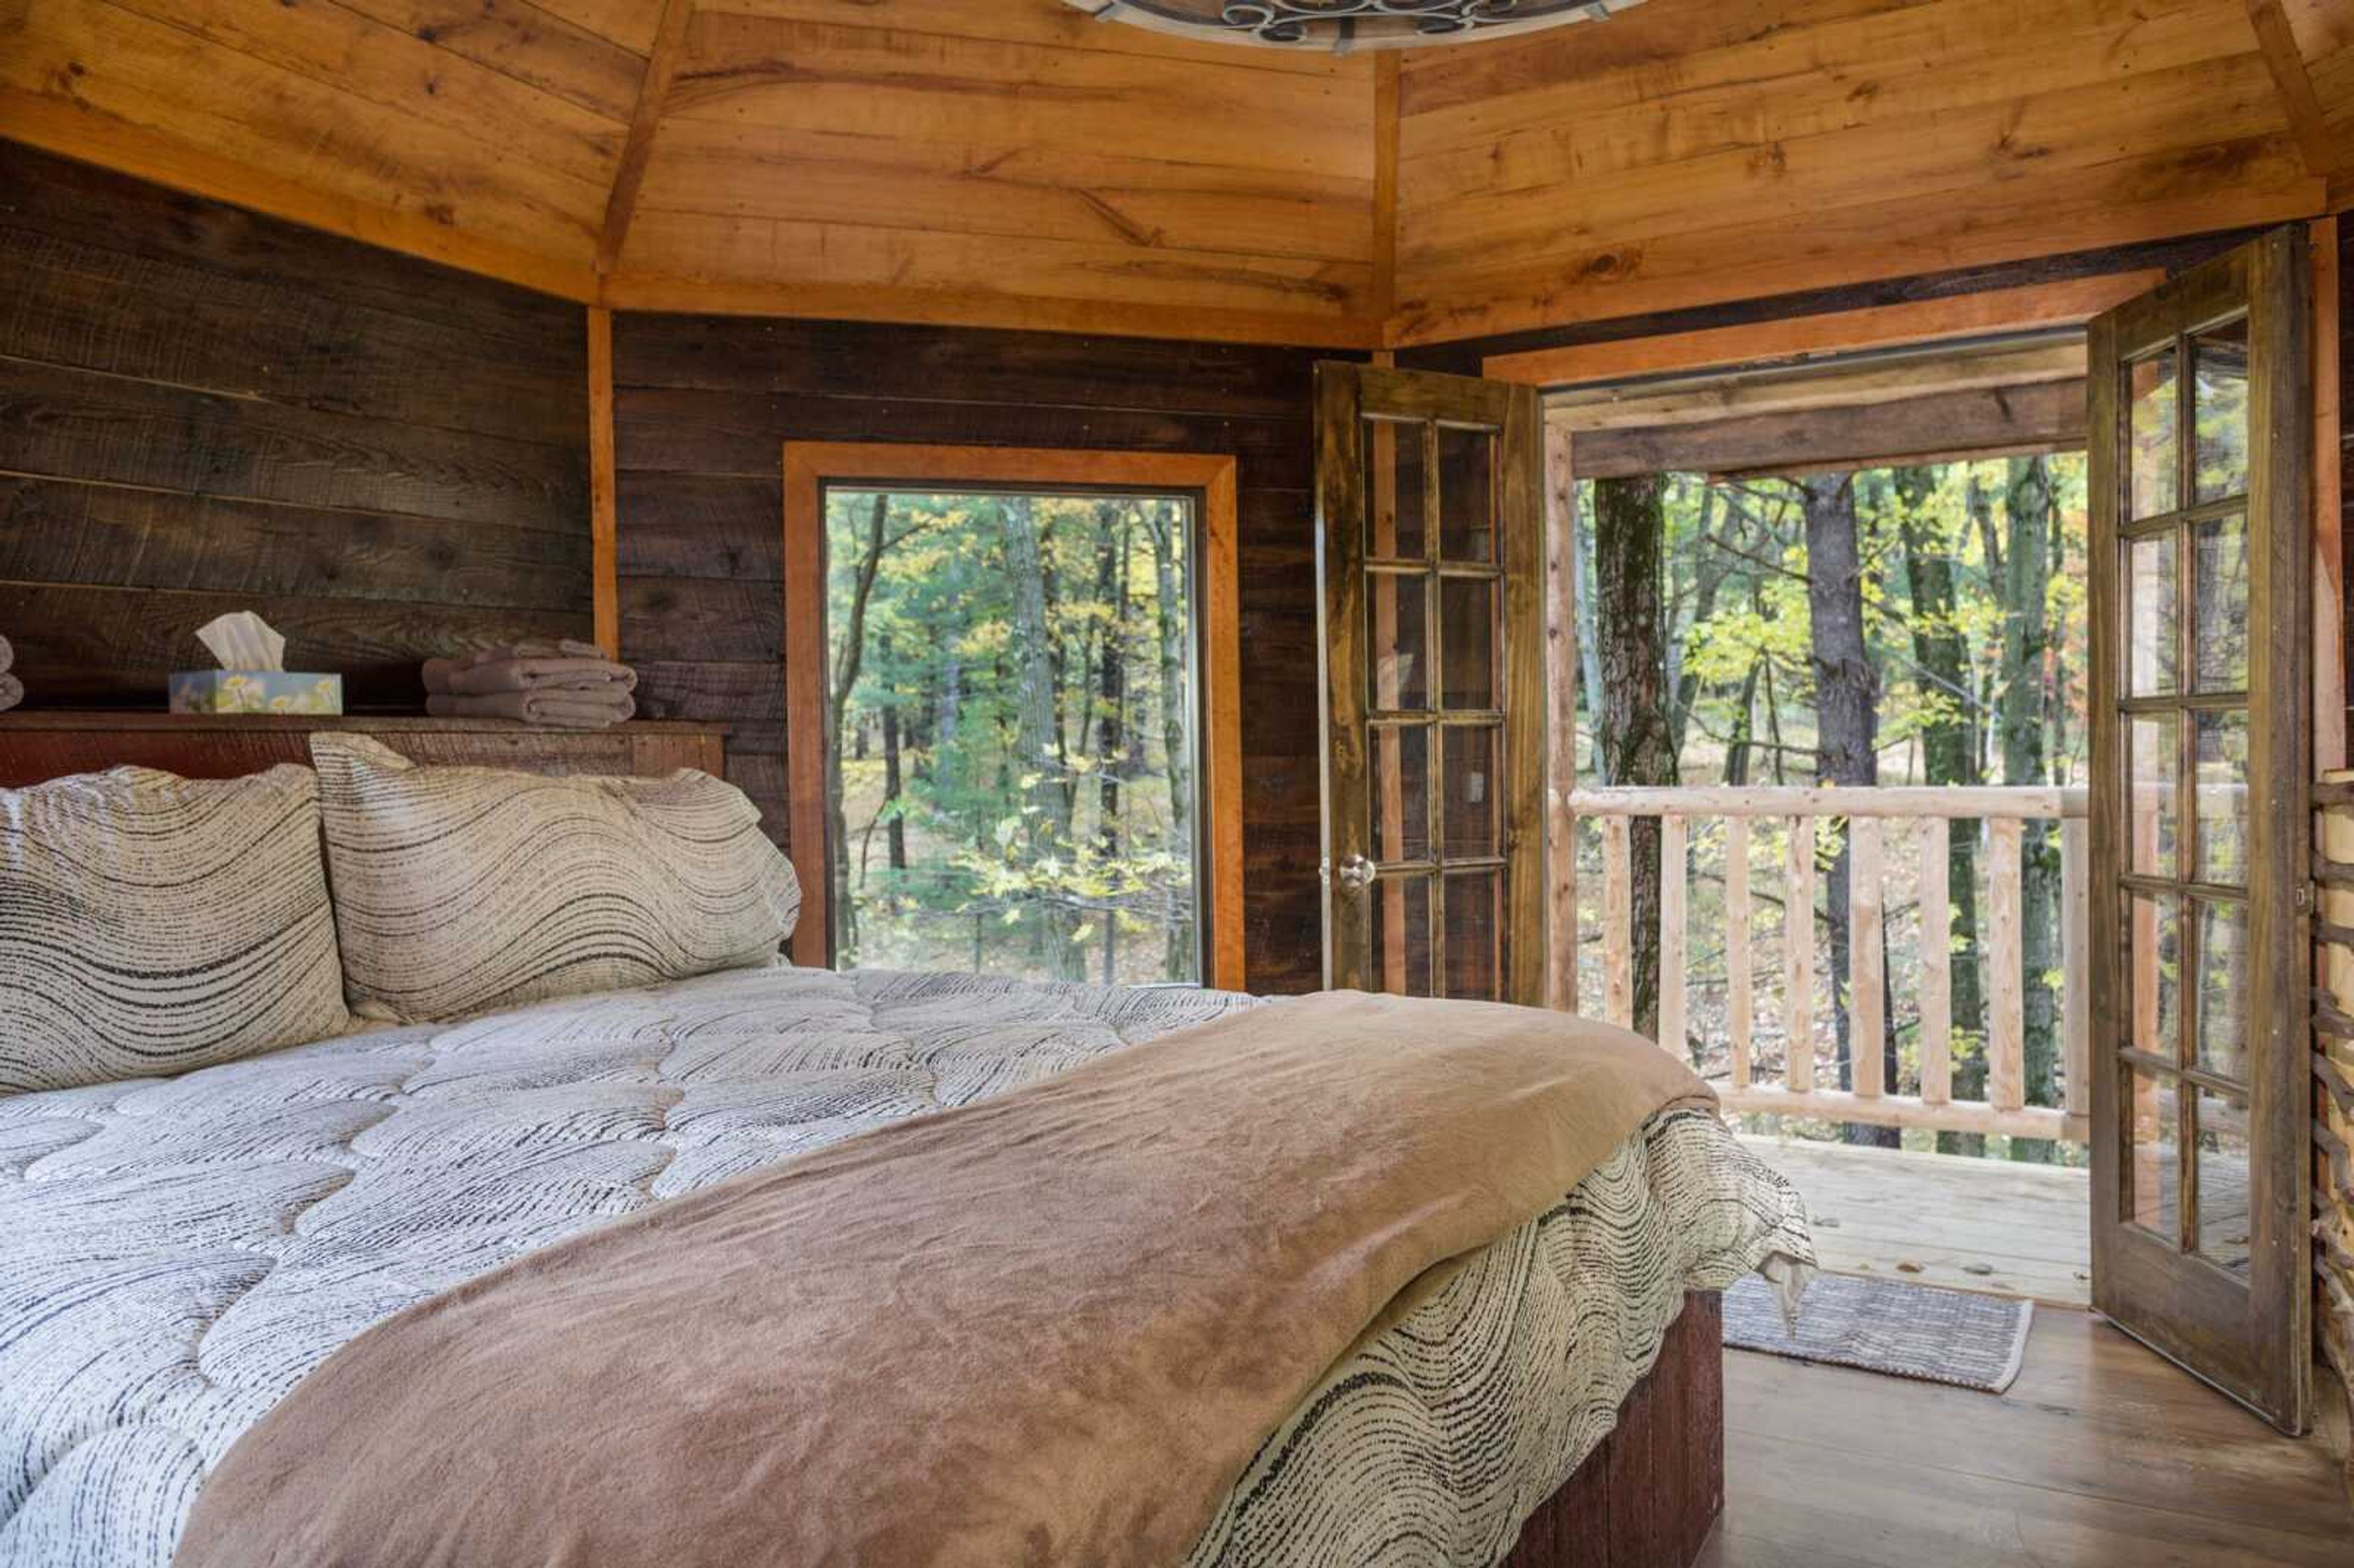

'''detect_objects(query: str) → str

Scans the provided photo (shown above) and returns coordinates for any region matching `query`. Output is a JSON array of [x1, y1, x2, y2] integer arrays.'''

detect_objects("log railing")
[[1567, 785, 2090, 1143]]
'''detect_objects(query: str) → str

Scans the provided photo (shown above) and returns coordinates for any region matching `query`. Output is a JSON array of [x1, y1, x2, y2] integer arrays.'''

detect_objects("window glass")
[[826, 489, 1202, 983]]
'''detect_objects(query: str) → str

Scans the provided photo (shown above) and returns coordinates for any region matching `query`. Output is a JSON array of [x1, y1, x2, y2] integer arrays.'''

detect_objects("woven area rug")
[[1723, 1271, 2033, 1393]]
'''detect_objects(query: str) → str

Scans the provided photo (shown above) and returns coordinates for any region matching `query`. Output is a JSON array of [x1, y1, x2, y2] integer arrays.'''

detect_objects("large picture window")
[[783, 446, 1244, 989], [825, 487, 1201, 983]]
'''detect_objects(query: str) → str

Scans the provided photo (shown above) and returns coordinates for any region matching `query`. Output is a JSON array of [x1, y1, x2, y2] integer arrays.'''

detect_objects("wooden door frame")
[[2085, 230, 2312, 1431], [780, 442, 1244, 990]]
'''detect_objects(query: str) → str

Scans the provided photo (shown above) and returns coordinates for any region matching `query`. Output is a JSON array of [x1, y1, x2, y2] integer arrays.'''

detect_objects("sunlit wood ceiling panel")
[[610, 6, 1380, 330], [1392, 0, 2326, 343], [1, 0, 622, 273]]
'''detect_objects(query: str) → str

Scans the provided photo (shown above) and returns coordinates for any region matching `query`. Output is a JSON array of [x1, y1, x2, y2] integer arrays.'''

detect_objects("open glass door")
[[2088, 230, 2312, 1431], [1314, 363, 1545, 1005]]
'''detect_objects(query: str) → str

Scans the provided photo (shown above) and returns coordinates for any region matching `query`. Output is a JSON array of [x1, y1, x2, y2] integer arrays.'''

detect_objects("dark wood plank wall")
[[611, 314, 1339, 994], [0, 141, 593, 709]]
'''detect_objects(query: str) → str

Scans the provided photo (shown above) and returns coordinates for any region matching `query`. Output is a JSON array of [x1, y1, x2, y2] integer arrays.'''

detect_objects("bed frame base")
[[1503, 1291, 1724, 1568]]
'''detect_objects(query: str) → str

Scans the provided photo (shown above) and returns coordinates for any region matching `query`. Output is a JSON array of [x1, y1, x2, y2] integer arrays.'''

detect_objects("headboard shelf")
[[0, 713, 730, 787]]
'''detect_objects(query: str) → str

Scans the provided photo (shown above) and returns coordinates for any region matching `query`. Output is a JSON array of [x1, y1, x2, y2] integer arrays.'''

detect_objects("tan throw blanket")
[[174, 992, 1713, 1568]]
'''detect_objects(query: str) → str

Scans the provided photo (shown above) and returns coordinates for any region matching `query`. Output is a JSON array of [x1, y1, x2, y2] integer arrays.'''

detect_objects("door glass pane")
[[1369, 873, 1433, 997], [2193, 900, 2249, 1082], [2127, 713, 2179, 878], [1369, 723, 1430, 864], [2127, 1065, 2180, 1240], [2125, 891, 2181, 1060], [2192, 514, 2249, 692], [1364, 417, 1427, 560], [1440, 576, 1498, 710], [2193, 1087, 2253, 1276], [1437, 425, 1496, 563], [2192, 316, 2250, 505], [2193, 709, 2249, 885], [1442, 869, 1503, 1001], [2126, 533, 2178, 696], [2128, 348, 2181, 520], [1369, 571, 1428, 711], [1442, 725, 1501, 857]]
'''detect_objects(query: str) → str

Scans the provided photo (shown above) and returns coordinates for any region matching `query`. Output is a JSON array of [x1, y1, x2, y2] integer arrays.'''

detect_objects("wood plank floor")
[[1740, 1133, 2092, 1306], [1706, 1310, 2354, 1567]]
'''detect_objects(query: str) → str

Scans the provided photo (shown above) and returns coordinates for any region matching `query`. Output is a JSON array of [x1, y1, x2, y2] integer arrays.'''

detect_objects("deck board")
[[1739, 1134, 2092, 1307]]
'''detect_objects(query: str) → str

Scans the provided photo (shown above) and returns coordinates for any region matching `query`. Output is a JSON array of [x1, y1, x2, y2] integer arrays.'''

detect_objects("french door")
[[2087, 230, 2312, 1431], [1313, 363, 1545, 1005]]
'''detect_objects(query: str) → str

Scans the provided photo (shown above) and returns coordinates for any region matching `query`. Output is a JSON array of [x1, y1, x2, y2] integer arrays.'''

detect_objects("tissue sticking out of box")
[[173, 613, 342, 714], [196, 611, 288, 672]]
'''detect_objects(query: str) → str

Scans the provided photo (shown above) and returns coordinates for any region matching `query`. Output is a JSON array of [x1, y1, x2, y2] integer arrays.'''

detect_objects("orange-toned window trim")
[[780, 443, 1246, 990]]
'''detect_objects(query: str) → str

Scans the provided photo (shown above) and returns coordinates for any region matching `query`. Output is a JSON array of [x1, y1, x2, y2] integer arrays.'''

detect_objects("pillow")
[[0, 764, 351, 1094], [310, 735, 799, 1022]]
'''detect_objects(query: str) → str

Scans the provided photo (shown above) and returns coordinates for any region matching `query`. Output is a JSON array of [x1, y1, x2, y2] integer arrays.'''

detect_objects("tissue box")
[[169, 672, 345, 715]]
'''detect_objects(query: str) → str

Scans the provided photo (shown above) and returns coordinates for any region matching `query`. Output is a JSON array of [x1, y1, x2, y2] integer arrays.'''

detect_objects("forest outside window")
[[782, 446, 1244, 989]]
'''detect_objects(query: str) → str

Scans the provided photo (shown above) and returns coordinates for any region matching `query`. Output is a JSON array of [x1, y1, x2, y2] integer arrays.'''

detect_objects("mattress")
[[0, 965, 1810, 1567]]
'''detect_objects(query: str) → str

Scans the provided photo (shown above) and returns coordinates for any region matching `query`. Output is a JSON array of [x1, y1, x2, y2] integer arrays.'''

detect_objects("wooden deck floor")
[[1707, 1309, 2354, 1567], [1739, 1133, 2092, 1306]]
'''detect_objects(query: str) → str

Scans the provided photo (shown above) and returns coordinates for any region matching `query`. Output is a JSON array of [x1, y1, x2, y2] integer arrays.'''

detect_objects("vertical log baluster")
[[1658, 815, 1688, 1056], [2060, 817, 2090, 1135], [1988, 816, 2025, 1113], [1849, 816, 1885, 1099], [1603, 815, 1633, 1029], [1785, 817, 1816, 1094], [1919, 816, 1953, 1106], [1726, 817, 1752, 1090]]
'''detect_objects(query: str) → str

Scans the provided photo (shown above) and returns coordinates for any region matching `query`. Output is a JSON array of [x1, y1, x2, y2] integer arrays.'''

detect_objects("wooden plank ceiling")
[[2, 0, 2354, 347]]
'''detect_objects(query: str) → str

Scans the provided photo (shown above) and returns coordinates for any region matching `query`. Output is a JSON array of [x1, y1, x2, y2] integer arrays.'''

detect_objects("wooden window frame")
[[781, 443, 1245, 989]]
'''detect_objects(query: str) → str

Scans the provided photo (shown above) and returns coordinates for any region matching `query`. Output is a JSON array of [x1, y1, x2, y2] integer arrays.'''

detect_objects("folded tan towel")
[[0, 672, 19, 714], [438, 657, 638, 698], [425, 690, 636, 728]]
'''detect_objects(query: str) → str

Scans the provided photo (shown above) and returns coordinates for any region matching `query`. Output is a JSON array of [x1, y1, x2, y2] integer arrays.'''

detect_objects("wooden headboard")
[[0, 714, 729, 787]]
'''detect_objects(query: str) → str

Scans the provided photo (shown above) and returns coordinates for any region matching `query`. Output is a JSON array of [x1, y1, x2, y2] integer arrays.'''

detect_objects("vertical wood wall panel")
[[0, 142, 595, 708], [612, 312, 1343, 992]]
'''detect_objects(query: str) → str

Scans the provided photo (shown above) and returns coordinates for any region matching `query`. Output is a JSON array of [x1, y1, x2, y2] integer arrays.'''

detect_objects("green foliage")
[[826, 489, 1199, 984]]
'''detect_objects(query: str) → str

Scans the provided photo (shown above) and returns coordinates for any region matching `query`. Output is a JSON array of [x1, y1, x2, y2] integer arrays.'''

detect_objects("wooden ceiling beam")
[[2245, 0, 2342, 178], [596, 0, 695, 279]]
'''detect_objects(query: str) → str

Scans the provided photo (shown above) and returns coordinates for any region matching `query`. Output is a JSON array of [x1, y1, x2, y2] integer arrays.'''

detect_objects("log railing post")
[[1658, 814, 1688, 1057], [1726, 818, 1753, 1090], [1919, 816, 1954, 1106], [2060, 817, 2090, 1138], [1987, 816, 2025, 1114], [1849, 816, 1885, 1100], [1602, 815, 1633, 1029], [1785, 816, 1816, 1095]]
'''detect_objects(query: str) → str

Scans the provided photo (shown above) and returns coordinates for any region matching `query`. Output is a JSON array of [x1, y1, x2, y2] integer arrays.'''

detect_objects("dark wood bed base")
[[1505, 1291, 1725, 1568], [0, 712, 728, 786], [0, 712, 1722, 1567]]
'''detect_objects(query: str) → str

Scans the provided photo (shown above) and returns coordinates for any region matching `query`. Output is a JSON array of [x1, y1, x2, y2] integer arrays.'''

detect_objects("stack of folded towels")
[[0, 633, 20, 714], [421, 640, 637, 729]]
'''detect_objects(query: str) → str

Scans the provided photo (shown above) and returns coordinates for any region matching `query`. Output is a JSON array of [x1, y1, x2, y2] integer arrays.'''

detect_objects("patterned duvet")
[[0, 964, 1810, 1568]]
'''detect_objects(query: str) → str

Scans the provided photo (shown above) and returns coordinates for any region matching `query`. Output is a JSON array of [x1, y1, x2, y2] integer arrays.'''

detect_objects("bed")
[[0, 715, 1811, 1568]]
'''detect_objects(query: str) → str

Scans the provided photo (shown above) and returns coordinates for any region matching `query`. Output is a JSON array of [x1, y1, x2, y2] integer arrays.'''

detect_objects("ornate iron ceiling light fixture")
[[1065, 0, 1645, 52]]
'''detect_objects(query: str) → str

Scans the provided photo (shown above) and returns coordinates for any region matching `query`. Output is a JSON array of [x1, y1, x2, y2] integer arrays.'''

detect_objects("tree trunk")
[[1150, 501, 1194, 980], [882, 696, 907, 873], [827, 492, 892, 962], [2003, 456, 2060, 1161], [1593, 474, 1678, 1043], [1897, 467, 1990, 1155], [1800, 473, 1893, 1147], [1001, 496, 1082, 979]]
